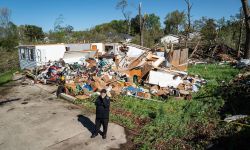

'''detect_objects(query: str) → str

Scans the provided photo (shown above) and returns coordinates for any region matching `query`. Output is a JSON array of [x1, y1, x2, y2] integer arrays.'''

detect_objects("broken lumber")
[[59, 93, 77, 102]]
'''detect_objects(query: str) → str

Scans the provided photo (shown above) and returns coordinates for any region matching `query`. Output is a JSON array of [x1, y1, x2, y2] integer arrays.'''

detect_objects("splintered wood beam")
[[189, 40, 200, 58]]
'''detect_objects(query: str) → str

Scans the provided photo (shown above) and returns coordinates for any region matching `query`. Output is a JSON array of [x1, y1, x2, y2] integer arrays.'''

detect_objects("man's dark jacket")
[[95, 96, 110, 119]]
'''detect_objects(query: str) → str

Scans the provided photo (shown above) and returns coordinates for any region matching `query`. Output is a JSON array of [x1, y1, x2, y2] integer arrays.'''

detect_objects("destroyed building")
[[20, 42, 206, 101]]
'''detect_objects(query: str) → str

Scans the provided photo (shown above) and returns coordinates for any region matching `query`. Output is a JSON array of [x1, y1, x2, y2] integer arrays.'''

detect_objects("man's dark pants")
[[94, 118, 109, 136]]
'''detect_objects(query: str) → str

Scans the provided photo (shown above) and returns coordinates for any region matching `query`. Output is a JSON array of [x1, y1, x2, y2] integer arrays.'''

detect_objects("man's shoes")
[[91, 134, 97, 138], [102, 135, 106, 139]]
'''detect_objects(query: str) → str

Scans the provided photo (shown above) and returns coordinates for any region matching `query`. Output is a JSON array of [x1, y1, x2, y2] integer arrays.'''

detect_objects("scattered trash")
[[237, 59, 250, 68]]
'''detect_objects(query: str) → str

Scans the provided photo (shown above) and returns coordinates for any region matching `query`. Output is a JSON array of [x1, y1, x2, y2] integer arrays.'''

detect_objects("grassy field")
[[74, 64, 244, 149]]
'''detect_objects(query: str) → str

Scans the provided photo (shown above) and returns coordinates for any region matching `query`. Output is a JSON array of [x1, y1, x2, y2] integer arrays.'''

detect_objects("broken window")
[[28, 48, 35, 61], [20, 48, 26, 59], [105, 46, 113, 52]]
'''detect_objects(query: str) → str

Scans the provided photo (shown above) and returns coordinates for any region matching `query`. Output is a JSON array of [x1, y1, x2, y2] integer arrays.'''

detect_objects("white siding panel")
[[35, 45, 66, 62]]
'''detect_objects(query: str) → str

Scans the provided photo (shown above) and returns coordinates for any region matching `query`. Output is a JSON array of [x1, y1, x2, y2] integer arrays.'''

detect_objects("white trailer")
[[18, 43, 103, 69], [18, 44, 66, 69], [17, 42, 146, 69]]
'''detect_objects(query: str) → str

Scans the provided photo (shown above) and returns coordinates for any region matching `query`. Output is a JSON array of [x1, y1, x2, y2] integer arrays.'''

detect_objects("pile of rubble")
[[24, 44, 206, 101], [220, 63, 250, 115], [189, 44, 239, 63]]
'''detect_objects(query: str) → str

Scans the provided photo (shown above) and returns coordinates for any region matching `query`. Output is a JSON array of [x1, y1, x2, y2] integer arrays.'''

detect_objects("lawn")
[[0, 69, 18, 85], [75, 64, 242, 149]]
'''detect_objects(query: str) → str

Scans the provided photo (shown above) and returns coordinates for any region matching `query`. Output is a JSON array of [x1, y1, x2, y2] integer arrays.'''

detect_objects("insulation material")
[[148, 71, 183, 88]]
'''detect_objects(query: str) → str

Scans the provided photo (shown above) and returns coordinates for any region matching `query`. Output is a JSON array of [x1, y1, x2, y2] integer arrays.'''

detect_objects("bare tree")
[[0, 7, 11, 29], [138, 3, 147, 46], [139, 2, 143, 46], [184, 0, 192, 47], [184, 0, 192, 35], [116, 0, 132, 34], [54, 14, 64, 32], [241, 0, 250, 59], [0, 7, 11, 38], [238, 8, 244, 58]]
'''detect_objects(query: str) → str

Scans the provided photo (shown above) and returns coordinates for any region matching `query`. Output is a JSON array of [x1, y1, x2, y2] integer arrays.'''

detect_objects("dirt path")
[[0, 79, 126, 150]]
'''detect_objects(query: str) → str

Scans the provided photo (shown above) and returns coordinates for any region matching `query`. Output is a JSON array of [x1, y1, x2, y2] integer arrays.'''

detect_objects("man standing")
[[91, 89, 110, 139]]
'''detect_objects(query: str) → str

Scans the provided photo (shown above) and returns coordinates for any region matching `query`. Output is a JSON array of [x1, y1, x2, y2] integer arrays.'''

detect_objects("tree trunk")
[[139, 2, 143, 46], [122, 10, 131, 35], [184, 0, 192, 48], [241, 0, 250, 59], [237, 12, 244, 58], [128, 20, 131, 35]]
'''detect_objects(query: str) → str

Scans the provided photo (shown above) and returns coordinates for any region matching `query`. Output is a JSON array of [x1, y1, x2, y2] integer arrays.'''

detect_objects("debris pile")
[[24, 43, 206, 101], [220, 64, 250, 115], [237, 59, 250, 68], [189, 44, 239, 62]]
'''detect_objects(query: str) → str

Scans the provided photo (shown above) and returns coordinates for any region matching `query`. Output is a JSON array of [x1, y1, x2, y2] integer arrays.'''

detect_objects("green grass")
[[0, 69, 18, 85], [188, 64, 239, 82], [75, 64, 240, 149], [110, 113, 136, 129]]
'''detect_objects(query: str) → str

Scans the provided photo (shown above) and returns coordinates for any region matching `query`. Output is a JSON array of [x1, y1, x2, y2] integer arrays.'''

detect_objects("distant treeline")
[[0, 4, 246, 51]]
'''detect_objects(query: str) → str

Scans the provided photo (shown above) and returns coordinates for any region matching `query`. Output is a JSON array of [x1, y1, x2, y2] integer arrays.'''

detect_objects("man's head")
[[100, 89, 107, 98]]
